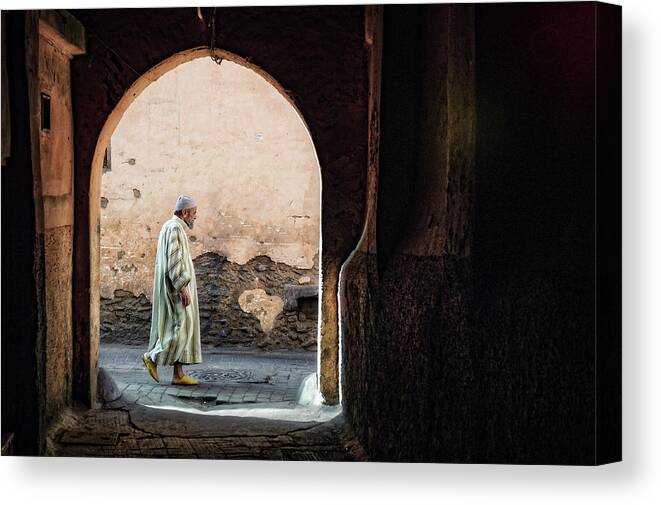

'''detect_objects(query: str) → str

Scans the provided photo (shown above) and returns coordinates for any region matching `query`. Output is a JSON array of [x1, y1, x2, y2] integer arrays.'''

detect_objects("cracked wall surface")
[[101, 253, 318, 350], [238, 289, 284, 333], [98, 56, 321, 352], [100, 57, 320, 301]]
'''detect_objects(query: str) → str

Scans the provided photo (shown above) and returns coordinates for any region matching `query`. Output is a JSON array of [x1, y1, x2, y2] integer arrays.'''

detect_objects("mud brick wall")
[[101, 252, 318, 350]]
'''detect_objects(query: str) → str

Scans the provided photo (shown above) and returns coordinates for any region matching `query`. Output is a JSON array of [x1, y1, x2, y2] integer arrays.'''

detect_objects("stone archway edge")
[[85, 47, 339, 405]]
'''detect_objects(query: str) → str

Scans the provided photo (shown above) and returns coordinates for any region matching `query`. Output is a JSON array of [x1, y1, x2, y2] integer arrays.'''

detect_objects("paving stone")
[[51, 344, 360, 461], [138, 437, 165, 451], [59, 430, 119, 446], [99, 344, 314, 409]]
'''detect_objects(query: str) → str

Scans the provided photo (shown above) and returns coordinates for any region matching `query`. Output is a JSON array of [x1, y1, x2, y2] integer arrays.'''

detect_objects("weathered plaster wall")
[[71, 6, 369, 403], [102, 253, 318, 350], [101, 57, 320, 299], [99, 57, 320, 350], [38, 25, 76, 424]]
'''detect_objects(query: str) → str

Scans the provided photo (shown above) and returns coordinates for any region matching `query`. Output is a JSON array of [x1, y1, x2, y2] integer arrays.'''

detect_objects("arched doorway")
[[87, 48, 328, 409]]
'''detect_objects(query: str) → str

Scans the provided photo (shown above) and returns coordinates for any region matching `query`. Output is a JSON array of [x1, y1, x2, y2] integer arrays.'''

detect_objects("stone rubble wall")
[[100, 252, 318, 351]]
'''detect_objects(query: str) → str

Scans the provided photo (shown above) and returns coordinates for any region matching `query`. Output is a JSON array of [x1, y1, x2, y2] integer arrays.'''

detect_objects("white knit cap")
[[174, 194, 196, 212]]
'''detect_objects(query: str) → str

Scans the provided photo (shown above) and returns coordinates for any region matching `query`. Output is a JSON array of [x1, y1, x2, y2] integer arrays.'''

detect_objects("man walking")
[[143, 195, 202, 385]]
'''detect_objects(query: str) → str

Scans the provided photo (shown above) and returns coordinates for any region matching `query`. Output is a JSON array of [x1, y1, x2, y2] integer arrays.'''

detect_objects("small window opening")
[[102, 142, 111, 173], [40, 93, 51, 131]]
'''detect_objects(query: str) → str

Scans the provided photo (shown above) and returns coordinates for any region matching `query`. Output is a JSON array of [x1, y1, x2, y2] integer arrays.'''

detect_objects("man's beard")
[[184, 218, 194, 230]]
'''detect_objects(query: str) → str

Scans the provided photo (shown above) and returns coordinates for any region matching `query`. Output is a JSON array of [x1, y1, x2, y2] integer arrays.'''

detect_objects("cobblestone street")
[[51, 345, 365, 461], [99, 344, 317, 409]]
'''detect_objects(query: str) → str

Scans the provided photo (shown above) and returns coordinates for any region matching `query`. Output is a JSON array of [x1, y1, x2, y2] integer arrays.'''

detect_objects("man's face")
[[182, 207, 198, 229]]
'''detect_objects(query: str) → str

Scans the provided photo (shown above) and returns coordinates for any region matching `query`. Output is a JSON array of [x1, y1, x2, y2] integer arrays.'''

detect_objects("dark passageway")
[[2, 4, 620, 464]]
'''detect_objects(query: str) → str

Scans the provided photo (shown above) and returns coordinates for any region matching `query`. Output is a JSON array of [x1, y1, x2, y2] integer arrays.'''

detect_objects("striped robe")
[[146, 215, 202, 366]]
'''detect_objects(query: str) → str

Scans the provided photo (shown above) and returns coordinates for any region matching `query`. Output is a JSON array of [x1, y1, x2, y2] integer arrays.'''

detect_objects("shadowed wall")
[[342, 2, 620, 464], [1, 11, 46, 455]]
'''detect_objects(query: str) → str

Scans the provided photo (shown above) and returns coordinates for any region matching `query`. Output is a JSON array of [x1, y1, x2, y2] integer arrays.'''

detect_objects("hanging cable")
[[208, 7, 223, 66]]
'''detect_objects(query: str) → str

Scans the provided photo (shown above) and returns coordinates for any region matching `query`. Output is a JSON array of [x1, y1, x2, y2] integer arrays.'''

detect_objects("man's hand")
[[180, 286, 191, 307]]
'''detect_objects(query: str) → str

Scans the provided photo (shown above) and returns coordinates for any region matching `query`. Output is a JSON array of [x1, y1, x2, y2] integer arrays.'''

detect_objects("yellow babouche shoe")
[[172, 375, 199, 386], [142, 353, 160, 383]]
